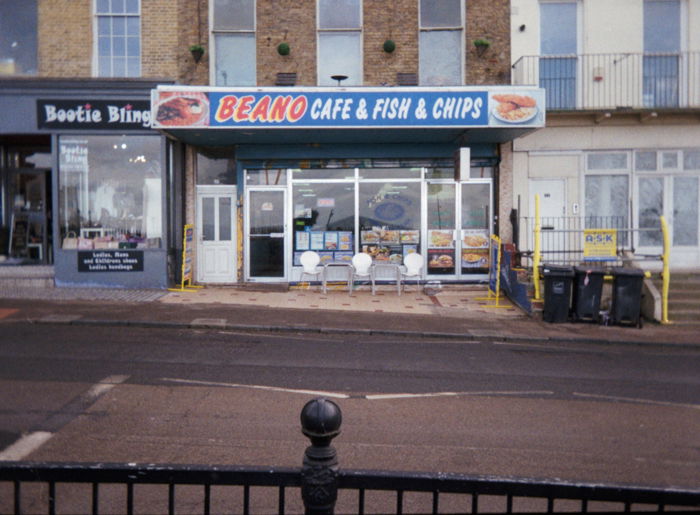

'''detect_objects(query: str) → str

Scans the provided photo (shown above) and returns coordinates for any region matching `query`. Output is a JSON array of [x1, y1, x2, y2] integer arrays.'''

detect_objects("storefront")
[[153, 86, 545, 285], [0, 79, 173, 288]]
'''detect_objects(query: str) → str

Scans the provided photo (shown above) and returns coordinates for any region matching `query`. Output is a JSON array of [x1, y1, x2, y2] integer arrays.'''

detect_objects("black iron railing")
[[1, 399, 699, 514]]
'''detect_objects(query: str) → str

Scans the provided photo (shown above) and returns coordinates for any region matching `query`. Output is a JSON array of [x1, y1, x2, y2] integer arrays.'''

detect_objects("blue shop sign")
[[152, 87, 545, 129]]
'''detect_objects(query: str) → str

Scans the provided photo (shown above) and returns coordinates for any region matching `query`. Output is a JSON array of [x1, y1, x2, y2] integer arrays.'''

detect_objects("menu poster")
[[429, 230, 454, 248], [293, 251, 303, 266], [295, 231, 310, 251], [461, 248, 489, 268], [388, 248, 403, 264], [324, 232, 339, 250], [462, 229, 489, 249], [427, 248, 455, 269], [318, 251, 334, 264], [310, 231, 325, 250], [338, 231, 353, 251], [400, 230, 420, 244], [334, 251, 353, 262]]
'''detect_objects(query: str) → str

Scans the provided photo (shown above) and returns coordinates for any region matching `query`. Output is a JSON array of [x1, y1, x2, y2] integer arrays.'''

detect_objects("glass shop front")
[[242, 159, 494, 283]]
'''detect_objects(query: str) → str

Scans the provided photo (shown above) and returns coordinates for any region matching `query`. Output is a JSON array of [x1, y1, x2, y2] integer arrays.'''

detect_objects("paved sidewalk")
[[0, 281, 698, 346]]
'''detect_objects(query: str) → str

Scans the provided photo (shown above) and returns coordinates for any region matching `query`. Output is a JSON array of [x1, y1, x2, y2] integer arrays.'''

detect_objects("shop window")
[[638, 177, 664, 246], [684, 149, 700, 170], [246, 169, 287, 186], [213, 0, 256, 86], [635, 151, 657, 172], [293, 168, 355, 180], [357, 167, 421, 180], [0, 1, 37, 76], [196, 152, 236, 185], [419, 0, 462, 86], [95, 0, 141, 77], [317, 0, 362, 86], [292, 182, 356, 266], [58, 135, 162, 250], [662, 151, 680, 170], [359, 182, 421, 264], [587, 152, 628, 171]]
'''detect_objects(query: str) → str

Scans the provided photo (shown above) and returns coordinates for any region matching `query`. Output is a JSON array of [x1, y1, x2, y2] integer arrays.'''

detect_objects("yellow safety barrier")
[[532, 194, 542, 301]]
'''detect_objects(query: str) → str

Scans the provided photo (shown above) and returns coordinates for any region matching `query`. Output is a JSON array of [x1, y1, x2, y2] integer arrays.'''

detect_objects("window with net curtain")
[[419, 0, 462, 86], [213, 0, 256, 86], [317, 0, 362, 86]]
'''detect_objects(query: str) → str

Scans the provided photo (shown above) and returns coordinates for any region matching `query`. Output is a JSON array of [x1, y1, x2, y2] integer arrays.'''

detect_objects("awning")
[[151, 86, 545, 148]]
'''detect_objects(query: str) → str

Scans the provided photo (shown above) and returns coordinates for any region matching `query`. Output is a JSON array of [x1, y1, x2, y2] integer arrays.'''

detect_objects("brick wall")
[[177, 0, 209, 84], [38, 0, 92, 77], [364, 0, 418, 86], [141, 0, 179, 78], [257, 0, 317, 86], [466, 0, 511, 84]]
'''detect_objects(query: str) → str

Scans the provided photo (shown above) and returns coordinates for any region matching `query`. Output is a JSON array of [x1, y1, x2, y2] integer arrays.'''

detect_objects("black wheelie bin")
[[571, 266, 606, 323], [542, 264, 574, 323], [610, 267, 645, 328]]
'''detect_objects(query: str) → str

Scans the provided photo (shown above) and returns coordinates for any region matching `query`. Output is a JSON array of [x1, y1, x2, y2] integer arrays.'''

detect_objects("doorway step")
[[653, 272, 700, 326], [0, 264, 55, 288]]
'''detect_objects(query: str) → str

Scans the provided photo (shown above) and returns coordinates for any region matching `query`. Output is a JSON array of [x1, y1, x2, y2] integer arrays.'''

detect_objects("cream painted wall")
[[583, 0, 642, 54], [514, 125, 700, 152], [511, 0, 700, 63]]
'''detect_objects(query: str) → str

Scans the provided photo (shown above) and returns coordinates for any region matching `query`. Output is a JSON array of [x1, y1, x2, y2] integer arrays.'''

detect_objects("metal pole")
[[301, 398, 342, 515], [533, 194, 542, 300]]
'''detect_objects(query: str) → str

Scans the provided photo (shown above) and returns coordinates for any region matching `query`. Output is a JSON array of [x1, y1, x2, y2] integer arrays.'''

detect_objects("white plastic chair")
[[299, 250, 325, 292], [399, 252, 424, 295], [349, 252, 375, 295]]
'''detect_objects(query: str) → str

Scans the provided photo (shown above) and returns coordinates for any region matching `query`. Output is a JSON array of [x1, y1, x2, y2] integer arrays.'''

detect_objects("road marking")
[[366, 390, 555, 400], [0, 431, 53, 461], [161, 378, 553, 402], [161, 378, 351, 399], [85, 375, 130, 400], [0, 375, 130, 460], [573, 392, 700, 410]]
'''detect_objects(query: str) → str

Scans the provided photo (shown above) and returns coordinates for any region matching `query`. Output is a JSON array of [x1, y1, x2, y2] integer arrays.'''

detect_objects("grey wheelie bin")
[[572, 266, 606, 323], [610, 267, 645, 328], [542, 265, 574, 323]]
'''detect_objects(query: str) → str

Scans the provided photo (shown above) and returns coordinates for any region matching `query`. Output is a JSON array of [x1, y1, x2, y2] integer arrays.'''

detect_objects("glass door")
[[426, 182, 456, 277], [460, 182, 491, 275], [246, 188, 287, 280]]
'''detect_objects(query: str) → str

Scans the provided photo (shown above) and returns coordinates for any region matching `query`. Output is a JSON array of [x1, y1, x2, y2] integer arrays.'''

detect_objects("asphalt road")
[[1, 322, 699, 490]]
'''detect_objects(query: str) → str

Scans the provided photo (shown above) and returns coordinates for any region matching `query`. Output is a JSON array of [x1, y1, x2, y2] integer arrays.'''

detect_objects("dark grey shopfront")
[[0, 79, 175, 288]]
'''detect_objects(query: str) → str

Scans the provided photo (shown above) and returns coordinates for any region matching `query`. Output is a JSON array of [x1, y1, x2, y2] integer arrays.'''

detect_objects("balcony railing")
[[512, 52, 700, 111]]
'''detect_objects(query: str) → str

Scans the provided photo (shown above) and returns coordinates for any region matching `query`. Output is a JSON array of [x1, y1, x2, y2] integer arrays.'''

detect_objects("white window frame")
[[418, 0, 464, 86], [210, 0, 257, 86], [316, 0, 363, 86], [93, 0, 141, 78]]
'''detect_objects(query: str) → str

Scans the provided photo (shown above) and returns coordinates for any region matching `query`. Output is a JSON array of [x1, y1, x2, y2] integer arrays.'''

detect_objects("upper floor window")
[[643, 0, 681, 107], [95, 0, 141, 77], [419, 0, 462, 86], [317, 0, 362, 86], [539, 1, 578, 109], [213, 0, 256, 86], [0, 1, 37, 76]]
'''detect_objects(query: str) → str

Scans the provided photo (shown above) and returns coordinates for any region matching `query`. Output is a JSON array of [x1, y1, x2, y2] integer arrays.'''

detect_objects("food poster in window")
[[333, 251, 353, 263], [461, 229, 490, 270], [429, 230, 454, 248], [427, 248, 455, 273], [318, 251, 334, 264]]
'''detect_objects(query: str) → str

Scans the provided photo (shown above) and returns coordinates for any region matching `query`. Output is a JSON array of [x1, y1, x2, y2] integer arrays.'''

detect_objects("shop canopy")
[[151, 86, 545, 147]]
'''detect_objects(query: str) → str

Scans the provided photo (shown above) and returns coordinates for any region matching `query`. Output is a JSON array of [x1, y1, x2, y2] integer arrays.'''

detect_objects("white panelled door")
[[196, 187, 237, 283]]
